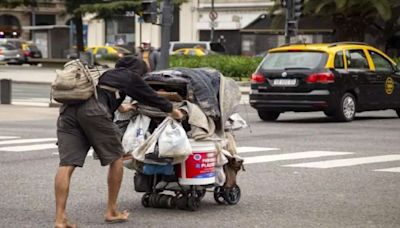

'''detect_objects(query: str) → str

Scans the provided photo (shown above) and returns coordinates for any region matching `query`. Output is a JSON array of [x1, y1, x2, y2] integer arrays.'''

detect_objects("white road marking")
[[237, 146, 280, 154], [374, 167, 400, 173], [0, 143, 57, 152], [0, 138, 56, 145], [0, 136, 20, 140], [244, 151, 352, 164], [12, 101, 49, 107], [284, 155, 400, 169]]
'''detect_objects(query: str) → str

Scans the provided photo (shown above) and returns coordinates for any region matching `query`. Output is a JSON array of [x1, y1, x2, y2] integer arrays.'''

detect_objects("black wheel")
[[141, 193, 151, 208], [257, 110, 280, 121], [213, 186, 226, 204], [187, 195, 200, 211], [176, 195, 188, 210], [333, 93, 356, 122], [224, 185, 241, 205], [197, 189, 206, 200], [395, 109, 400, 118]]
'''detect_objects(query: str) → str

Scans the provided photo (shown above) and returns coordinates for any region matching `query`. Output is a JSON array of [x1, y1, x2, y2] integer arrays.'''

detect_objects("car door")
[[367, 50, 399, 108], [345, 48, 379, 109]]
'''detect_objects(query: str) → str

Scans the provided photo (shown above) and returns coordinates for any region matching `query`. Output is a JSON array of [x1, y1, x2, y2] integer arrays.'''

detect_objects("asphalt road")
[[0, 104, 399, 228]]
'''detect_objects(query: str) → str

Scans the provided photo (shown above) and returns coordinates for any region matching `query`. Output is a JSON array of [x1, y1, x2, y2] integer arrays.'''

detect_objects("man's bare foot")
[[104, 210, 130, 224], [54, 220, 77, 228]]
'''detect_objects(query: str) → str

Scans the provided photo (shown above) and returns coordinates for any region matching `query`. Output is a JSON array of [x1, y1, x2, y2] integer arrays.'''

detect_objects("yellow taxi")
[[85, 46, 132, 58], [250, 42, 400, 122], [171, 48, 207, 56]]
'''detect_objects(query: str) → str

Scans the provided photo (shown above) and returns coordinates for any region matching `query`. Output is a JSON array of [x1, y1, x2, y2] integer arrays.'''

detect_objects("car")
[[0, 43, 25, 64], [22, 42, 42, 64], [171, 48, 207, 56], [249, 42, 400, 122], [169, 41, 226, 55], [0, 38, 25, 64], [85, 46, 132, 59]]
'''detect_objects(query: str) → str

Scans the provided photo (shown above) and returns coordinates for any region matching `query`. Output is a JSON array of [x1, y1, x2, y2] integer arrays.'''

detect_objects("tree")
[[271, 0, 400, 43]]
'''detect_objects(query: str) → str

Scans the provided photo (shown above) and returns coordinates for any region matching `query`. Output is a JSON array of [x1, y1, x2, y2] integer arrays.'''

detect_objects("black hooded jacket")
[[97, 56, 172, 114]]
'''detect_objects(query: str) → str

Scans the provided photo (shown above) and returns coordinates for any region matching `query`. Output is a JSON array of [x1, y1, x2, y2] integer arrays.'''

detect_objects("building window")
[[105, 16, 135, 48]]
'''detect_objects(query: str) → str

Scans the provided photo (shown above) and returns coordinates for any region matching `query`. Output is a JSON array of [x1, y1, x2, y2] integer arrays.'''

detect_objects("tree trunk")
[[73, 15, 84, 57]]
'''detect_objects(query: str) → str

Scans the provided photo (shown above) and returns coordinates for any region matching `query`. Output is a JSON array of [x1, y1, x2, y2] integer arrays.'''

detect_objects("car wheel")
[[257, 110, 280, 121], [333, 93, 356, 122]]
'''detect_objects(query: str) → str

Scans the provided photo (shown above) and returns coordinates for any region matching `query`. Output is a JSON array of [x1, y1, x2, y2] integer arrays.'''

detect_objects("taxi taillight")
[[305, 72, 335, 84], [251, 73, 265, 84]]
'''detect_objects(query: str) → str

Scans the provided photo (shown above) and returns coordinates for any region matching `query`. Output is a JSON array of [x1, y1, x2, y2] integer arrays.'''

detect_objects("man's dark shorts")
[[57, 97, 124, 167]]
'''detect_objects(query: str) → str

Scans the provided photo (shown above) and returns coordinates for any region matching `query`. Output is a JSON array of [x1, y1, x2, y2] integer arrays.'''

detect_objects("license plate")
[[272, 79, 297, 87]]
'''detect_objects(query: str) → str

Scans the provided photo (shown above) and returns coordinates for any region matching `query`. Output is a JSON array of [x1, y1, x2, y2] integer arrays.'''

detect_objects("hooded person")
[[54, 56, 183, 227]]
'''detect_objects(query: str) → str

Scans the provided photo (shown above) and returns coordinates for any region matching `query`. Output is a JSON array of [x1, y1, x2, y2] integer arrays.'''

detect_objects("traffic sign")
[[209, 21, 218, 28], [209, 10, 218, 21]]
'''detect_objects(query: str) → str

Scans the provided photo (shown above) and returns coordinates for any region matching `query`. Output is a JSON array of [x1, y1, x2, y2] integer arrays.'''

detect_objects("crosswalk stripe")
[[374, 167, 400, 173], [243, 151, 352, 164], [284, 155, 400, 169], [0, 143, 57, 152], [0, 136, 20, 140], [237, 147, 280, 154], [0, 138, 56, 145]]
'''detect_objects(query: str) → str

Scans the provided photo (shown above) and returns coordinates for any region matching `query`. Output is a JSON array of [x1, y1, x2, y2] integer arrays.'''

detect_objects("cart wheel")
[[141, 193, 151, 208], [197, 189, 206, 200], [224, 185, 241, 205], [187, 195, 200, 211], [149, 193, 158, 208], [176, 195, 188, 210], [213, 186, 226, 204]]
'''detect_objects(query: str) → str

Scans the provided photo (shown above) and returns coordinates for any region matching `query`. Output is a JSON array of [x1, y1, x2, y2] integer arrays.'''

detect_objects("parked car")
[[85, 46, 132, 59], [22, 42, 42, 64], [0, 43, 25, 64], [169, 41, 226, 55], [171, 48, 207, 56], [250, 42, 400, 122], [0, 38, 24, 64]]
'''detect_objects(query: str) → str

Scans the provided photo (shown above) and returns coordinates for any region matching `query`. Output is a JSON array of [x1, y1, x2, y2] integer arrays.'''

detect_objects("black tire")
[[257, 110, 280, 121], [187, 196, 200, 211], [224, 185, 241, 205], [395, 109, 400, 118], [176, 195, 188, 210], [333, 93, 356, 122], [213, 186, 226, 204], [141, 193, 151, 208]]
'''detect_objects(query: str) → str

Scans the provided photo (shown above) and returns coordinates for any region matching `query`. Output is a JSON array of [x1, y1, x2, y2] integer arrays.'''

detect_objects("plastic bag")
[[158, 120, 192, 158], [122, 114, 151, 153]]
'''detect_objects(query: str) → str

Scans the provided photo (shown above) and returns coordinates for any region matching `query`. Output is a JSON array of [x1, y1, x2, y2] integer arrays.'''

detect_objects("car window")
[[347, 49, 369, 69], [0, 44, 16, 50], [334, 51, 345, 69], [368, 51, 393, 72], [260, 51, 328, 70], [97, 48, 108, 55], [113, 46, 131, 54]]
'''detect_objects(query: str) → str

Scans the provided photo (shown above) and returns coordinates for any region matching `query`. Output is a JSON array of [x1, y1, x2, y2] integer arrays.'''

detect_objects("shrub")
[[169, 55, 263, 80]]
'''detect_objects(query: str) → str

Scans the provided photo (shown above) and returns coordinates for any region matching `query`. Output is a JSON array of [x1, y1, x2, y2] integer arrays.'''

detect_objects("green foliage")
[[393, 57, 400, 64], [169, 55, 263, 81]]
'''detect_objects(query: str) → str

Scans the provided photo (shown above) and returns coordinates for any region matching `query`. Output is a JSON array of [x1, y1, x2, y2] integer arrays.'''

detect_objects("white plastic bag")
[[158, 120, 192, 158], [122, 114, 151, 153]]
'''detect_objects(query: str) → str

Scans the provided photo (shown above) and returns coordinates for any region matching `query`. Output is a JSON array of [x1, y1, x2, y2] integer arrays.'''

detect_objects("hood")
[[115, 56, 147, 76]]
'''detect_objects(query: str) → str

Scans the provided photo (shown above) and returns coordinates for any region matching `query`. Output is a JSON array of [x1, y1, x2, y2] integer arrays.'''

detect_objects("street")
[[0, 104, 399, 227]]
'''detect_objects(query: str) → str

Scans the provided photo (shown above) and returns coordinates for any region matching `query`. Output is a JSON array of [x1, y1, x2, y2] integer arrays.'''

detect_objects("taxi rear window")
[[260, 51, 328, 70]]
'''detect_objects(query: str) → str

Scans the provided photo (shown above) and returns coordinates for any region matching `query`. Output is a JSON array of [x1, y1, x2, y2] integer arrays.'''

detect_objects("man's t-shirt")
[[97, 67, 172, 114]]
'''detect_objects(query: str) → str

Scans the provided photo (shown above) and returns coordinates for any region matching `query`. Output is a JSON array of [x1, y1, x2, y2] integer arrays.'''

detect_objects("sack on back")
[[51, 59, 106, 104]]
